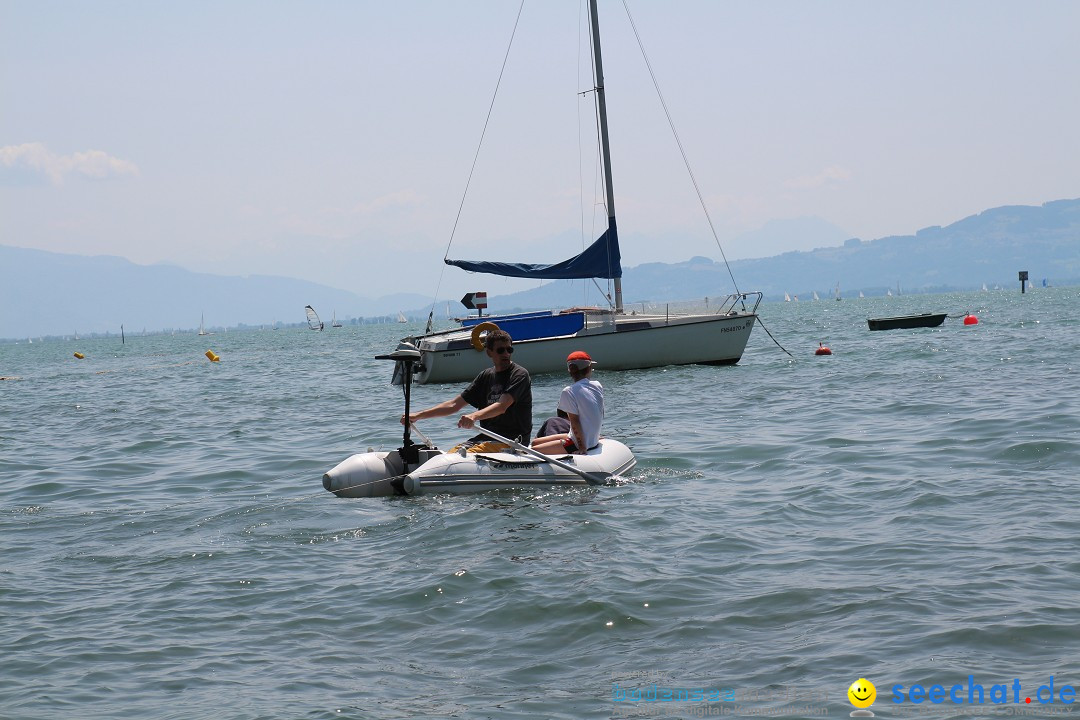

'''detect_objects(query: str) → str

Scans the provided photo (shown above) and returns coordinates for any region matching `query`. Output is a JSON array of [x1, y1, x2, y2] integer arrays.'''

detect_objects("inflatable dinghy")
[[322, 342, 635, 497], [323, 438, 635, 497]]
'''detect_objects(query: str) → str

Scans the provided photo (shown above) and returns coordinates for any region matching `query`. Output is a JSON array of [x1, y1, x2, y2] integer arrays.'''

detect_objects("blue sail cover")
[[445, 219, 622, 280]]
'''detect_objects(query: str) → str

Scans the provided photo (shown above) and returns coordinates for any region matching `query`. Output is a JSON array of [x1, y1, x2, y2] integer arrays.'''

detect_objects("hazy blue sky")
[[3, 0, 1078, 300]]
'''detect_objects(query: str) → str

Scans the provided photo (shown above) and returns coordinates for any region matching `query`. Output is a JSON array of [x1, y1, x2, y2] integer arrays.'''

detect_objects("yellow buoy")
[[74, 352, 85, 359], [205, 350, 220, 362]]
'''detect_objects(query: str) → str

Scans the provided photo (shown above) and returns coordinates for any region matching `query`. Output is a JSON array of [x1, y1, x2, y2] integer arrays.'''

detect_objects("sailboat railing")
[[630, 292, 761, 318]]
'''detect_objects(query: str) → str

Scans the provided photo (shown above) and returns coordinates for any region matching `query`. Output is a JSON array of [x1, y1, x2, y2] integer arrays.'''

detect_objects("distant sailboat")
[[397, 311, 407, 324], [784, 293, 791, 302], [886, 289, 893, 297], [812, 291, 820, 301], [858, 291, 864, 299], [331, 310, 343, 328], [305, 305, 325, 331], [198, 313, 209, 336], [982, 283, 989, 292], [835, 283, 841, 301]]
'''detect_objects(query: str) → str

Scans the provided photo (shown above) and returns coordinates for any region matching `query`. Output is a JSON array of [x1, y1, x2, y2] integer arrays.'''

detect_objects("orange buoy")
[[815, 342, 832, 356], [963, 314, 979, 325], [205, 350, 220, 362]]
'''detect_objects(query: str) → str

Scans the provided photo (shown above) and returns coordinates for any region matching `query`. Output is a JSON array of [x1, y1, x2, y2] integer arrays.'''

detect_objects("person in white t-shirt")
[[531, 350, 604, 455]]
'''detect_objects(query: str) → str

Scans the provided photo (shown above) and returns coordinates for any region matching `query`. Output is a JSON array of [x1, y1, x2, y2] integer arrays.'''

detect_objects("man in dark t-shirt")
[[402, 329, 532, 452]]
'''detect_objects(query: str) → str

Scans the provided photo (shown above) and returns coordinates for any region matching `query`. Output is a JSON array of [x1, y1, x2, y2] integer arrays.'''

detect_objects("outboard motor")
[[378, 342, 435, 470]]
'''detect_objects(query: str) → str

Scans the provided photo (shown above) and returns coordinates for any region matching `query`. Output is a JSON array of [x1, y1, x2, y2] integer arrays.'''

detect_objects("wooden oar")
[[471, 426, 608, 486]]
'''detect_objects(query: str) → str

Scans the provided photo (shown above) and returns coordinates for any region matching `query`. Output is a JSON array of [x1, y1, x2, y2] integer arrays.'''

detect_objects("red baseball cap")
[[566, 350, 596, 369]]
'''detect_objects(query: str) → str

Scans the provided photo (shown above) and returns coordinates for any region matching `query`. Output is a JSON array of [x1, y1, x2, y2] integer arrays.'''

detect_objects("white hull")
[[411, 310, 756, 384], [323, 439, 636, 498]]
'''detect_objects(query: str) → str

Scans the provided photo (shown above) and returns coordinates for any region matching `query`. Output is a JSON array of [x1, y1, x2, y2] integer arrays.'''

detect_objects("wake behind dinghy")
[[322, 342, 636, 498]]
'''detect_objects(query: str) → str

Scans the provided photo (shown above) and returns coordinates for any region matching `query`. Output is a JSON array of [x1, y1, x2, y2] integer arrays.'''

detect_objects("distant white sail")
[[397, 311, 407, 323], [305, 305, 324, 331], [784, 293, 791, 302], [331, 310, 342, 328], [198, 312, 209, 336]]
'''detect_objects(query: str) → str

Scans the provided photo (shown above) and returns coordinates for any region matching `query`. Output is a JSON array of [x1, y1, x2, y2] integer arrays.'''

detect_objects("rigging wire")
[[620, 0, 741, 297], [425, 0, 528, 334], [577, 0, 590, 309]]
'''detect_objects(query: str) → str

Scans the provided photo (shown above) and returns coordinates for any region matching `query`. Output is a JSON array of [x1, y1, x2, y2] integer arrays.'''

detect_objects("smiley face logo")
[[848, 678, 876, 708]]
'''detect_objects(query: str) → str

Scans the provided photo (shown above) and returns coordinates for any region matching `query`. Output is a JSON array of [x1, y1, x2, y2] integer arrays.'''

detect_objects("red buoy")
[[815, 342, 832, 355], [963, 314, 978, 325]]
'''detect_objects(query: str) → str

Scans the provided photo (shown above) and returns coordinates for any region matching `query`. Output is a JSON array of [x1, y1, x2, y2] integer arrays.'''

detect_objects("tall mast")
[[588, 0, 623, 313]]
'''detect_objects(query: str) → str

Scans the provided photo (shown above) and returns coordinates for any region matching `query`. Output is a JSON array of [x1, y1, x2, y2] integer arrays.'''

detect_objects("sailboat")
[[812, 291, 820, 301], [784, 293, 791, 302], [305, 305, 325, 331], [402, 1, 760, 384], [397, 312, 408, 324], [198, 313, 209, 336], [331, 311, 343, 328], [834, 283, 841, 301]]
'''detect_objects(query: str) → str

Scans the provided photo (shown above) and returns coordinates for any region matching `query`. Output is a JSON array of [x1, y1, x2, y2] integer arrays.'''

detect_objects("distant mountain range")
[[3, 198, 1078, 339], [0, 246, 433, 339]]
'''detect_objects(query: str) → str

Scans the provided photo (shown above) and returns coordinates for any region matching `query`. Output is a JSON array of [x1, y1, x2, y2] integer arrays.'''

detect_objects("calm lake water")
[[3, 288, 1079, 719]]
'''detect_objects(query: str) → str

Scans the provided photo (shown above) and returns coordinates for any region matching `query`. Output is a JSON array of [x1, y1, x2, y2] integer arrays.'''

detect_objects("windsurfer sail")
[[305, 305, 324, 331]]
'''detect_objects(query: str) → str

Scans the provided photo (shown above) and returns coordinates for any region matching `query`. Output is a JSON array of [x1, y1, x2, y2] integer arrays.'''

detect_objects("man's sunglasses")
[[493, 346, 514, 355]]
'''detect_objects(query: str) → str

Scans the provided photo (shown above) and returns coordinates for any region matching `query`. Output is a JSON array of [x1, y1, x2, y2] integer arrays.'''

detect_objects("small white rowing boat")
[[322, 342, 635, 498]]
